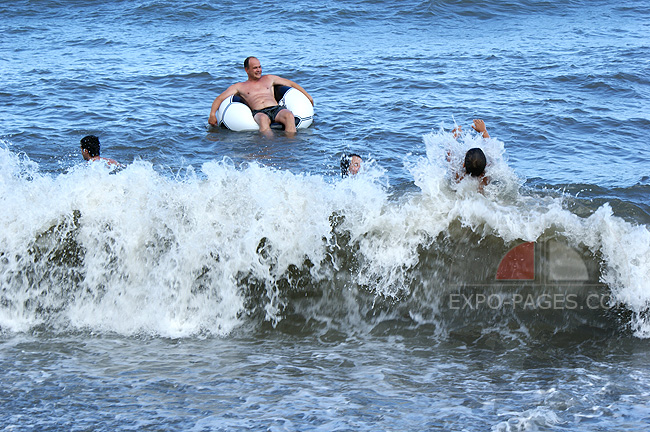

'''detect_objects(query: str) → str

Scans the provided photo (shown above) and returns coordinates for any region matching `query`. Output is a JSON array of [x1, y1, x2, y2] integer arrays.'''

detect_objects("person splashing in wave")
[[208, 56, 314, 135], [80, 135, 121, 166], [340, 153, 362, 177], [462, 147, 488, 183], [453, 118, 490, 140], [450, 119, 490, 192]]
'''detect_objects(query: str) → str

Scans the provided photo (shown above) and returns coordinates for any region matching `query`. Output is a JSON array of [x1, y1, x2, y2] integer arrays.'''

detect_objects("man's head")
[[244, 56, 262, 79], [243, 56, 256, 69], [80, 135, 100, 160], [464, 148, 486, 177], [341, 153, 362, 177]]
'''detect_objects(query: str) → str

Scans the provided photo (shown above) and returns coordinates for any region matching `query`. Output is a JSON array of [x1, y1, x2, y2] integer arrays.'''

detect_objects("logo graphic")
[[496, 241, 535, 280], [447, 238, 608, 311]]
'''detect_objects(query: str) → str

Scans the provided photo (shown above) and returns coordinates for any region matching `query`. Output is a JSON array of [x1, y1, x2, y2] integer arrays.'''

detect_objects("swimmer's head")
[[341, 153, 362, 177], [80, 135, 100, 159], [464, 148, 486, 177]]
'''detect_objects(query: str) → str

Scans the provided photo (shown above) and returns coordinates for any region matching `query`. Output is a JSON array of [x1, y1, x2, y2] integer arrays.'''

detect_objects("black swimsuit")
[[251, 105, 287, 122]]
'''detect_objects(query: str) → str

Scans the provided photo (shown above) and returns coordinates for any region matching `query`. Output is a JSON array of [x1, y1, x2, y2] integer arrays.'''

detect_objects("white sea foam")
[[0, 138, 649, 337], [414, 129, 650, 335], [492, 406, 561, 431]]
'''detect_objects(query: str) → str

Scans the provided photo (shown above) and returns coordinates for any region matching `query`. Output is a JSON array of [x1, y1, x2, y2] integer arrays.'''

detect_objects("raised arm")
[[208, 83, 241, 126], [270, 75, 314, 106], [471, 119, 490, 138]]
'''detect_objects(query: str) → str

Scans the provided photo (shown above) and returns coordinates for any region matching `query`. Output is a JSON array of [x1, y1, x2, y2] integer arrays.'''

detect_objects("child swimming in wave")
[[340, 153, 362, 177], [450, 119, 490, 192], [80, 135, 121, 167]]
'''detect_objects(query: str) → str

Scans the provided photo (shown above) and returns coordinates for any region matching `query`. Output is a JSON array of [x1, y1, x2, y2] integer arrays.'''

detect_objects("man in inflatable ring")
[[208, 56, 314, 134]]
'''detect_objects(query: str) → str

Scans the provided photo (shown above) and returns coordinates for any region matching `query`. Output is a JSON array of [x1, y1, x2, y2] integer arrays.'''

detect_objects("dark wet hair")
[[80, 135, 100, 157], [464, 148, 486, 177], [244, 56, 257, 69], [340, 153, 361, 177]]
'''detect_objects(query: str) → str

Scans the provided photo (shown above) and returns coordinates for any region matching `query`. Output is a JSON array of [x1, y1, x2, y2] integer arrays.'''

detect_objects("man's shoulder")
[[260, 74, 282, 83]]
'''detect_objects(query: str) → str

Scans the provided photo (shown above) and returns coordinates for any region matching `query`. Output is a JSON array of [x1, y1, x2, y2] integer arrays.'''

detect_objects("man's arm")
[[208, 83, 241, 125], [270, 75, 314, 106]]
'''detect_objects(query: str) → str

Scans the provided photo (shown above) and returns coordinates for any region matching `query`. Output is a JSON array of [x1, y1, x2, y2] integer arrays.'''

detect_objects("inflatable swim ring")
[[216, 86, 314, 131]]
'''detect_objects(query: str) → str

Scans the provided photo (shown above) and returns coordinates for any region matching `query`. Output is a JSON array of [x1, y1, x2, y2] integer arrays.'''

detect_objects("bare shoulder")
[[260, 74, 280, 84], [230, 81, 246, 91], [218, 81, 244, 98], [264, 74, 295, 87]]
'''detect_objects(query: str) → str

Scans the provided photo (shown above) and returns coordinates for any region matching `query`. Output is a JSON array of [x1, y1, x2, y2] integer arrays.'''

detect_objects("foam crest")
[[0, 149, 397, 336], [581, 205, 650, 335], [0, 142, 649, 338], [411, 129, 650, 335]]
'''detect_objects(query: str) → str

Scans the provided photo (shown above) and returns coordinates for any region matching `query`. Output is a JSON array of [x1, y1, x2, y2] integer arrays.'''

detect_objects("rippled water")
[[4, 329, 650, 431], [1, 0, 650, 430]]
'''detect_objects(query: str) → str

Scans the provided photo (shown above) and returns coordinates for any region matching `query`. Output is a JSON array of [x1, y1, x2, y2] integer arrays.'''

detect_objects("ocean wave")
[[1, 135, 648, 339]]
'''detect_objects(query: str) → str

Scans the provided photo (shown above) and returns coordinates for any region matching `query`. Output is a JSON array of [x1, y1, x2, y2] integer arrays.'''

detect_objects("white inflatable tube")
[[217, 86, 314, 132]]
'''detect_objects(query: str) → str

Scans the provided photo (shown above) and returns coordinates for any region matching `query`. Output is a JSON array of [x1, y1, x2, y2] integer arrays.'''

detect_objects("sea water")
[[1, 0, 650, 430]]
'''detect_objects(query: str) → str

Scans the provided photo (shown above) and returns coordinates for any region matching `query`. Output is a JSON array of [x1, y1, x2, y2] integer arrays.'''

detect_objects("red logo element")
[[496, 242, 535, 280]]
